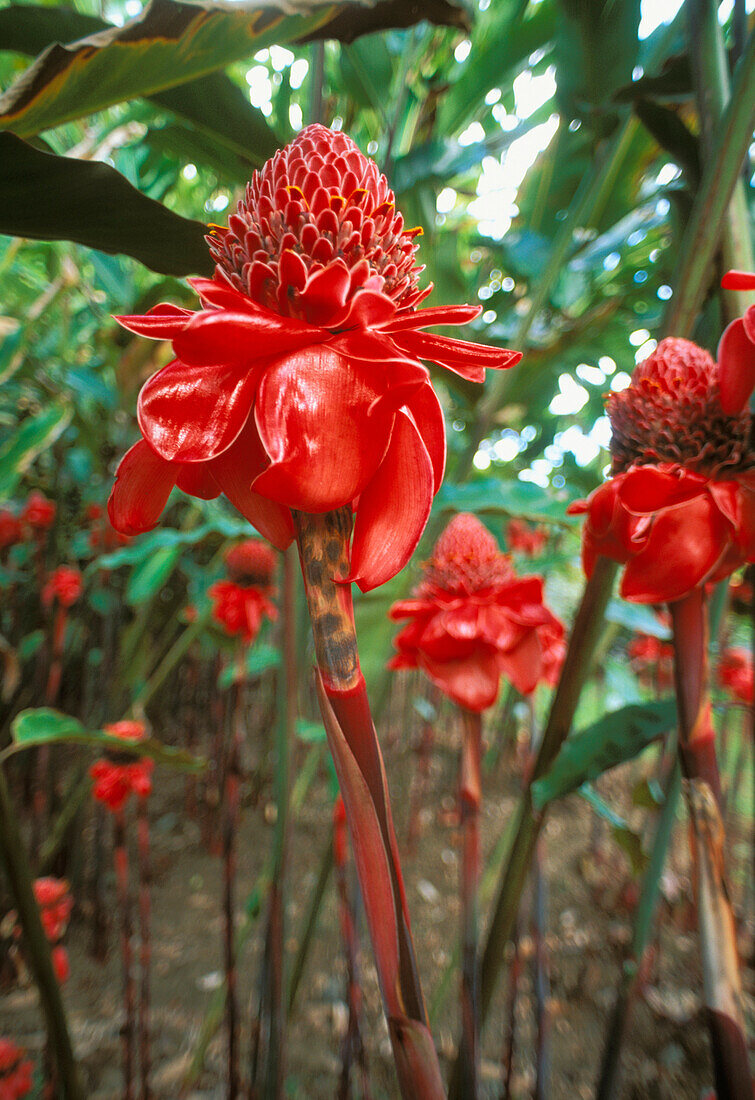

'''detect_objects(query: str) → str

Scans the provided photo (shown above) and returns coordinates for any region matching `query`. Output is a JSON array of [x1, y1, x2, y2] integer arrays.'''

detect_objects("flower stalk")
[[294, 507, 444, 1100], [136, 797, 151, 1100], [114, 809, 135, 1100], [458, 708, 482, 1099]]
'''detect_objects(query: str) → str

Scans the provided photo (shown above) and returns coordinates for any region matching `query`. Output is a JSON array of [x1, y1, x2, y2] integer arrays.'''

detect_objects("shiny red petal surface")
[[617, 465, 705, 515], [718, 318, 755, 414], [115, 304, 194, 338], [340, 289, 397, 329], [175, 463, 222, 500], [385, 304, 481, 331], [392, 330, 521, 382], [498, 629, 543, 695], [620, 493, 731, 603], [107, 440, 177, 535], [721, 270, 755, 291], [745, 304, 755, 344], [349, 410, 434, 592], [252, 346, 390, 512], [173, 309, 323, 367], [404, 382, 446, 492], [138, 357, 258, 463], [298, 262, 351, 326], [420, 649, 501, 712], [187, 277, 263, 312]]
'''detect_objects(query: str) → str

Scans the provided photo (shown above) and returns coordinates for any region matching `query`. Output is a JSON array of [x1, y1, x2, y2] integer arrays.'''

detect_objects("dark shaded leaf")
[[615, 52, 693, 102], [0, 403, 71, 499], [634, 98, 699, 179], [555, 0, 641, 123], [126, 546, 181, 605], [0, 133, 211, 276], [532, 698, 676, 809]]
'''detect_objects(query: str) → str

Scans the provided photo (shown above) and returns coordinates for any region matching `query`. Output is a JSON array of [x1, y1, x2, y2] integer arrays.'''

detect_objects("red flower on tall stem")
[[717, 269, 755, 413], [569, 338, 755, 602], [11, 878, 72, 986], [90, 721, 153, 813], [108, 124, 519, 590], [717, 646, 753, 705], [209, 580, 277, 645], [0, 1039, 33, 1099], [41, 566, 82, 609], [389, 513, 564, 711], [20, 491, 55, 533], [223, 538, 277, 586], [506, 517, 547, 557]]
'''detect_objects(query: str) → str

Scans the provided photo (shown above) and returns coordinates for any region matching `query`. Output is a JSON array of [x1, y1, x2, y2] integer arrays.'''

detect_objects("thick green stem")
[[0, 768, 84, 1098], [670, 592, 751, 1098]]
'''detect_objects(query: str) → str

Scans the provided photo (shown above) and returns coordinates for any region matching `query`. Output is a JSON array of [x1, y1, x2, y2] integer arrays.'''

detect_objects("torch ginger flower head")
[[717, 647, 753, 705], [90, 720, 153, 813], [0, 1040, 33, 1099], [717, 269, 755, 414], [223, 538, 277, 587], [570, 338, 755, 603], [389, 513, 565, 712], [209, 579, 277, 645], [20, 491, 55, 532], [41, 566, 83, 609], [108, 125, 520, 591]]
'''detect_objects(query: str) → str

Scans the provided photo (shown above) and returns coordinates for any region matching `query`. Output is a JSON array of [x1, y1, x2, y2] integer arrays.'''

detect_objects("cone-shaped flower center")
[[208, 124, 424, 325], [608, 337, 755, 476], [224, 539, 277, 587], [423, 512, 513, 596]]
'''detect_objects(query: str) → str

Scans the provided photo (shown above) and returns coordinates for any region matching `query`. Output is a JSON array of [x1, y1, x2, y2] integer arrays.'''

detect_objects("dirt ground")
[[1, 684, 753, 1099]]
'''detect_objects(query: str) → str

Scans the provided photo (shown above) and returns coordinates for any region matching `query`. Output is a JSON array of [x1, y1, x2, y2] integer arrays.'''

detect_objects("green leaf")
[[555, 0, 641, 122], [0, 0, 466, 138], [605, 599, 671, 639], [295, 718, 327, 743], [0, 133, 211, 277], [532, 698, 676, 810], [126, 545, 181, 606], [9, 708, 206, 772], [433, 477, 578, 526], [217, 643, 281, 688], [0, 403, 71, 500]]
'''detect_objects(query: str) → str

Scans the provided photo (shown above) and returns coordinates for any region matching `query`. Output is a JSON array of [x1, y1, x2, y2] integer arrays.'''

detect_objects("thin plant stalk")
[[406, 719, 434, 854], [527, 698, 550, 1100], [0, 768, 83, 1099], [334, 798, 370, 1100], [136, 796, 151, 1100], [294, 507, 443, 1099], [499, 913, 522, 1100], [458, 708, 482, 1099], [114, 809, 135, 1100], [287, 823, 334, 1017], [669, 589, 751, 1098], [223, 727, 241, 1100]]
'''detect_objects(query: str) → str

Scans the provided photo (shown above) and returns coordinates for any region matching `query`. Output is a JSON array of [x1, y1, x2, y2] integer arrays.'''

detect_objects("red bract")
[[0, 509, 21, 550], [208, 579, 277, 644], [223, 538, 277, 586], [718, 646, 753, 705], [32, 877, 72, 942], [628, 632, 674, 689], [389, 513, 565, 711], [20, 491, 55, 531], [41, 566, 82, 609], [0, 1039, 33, 1099], [718, 269, 755, 414], [90, 721, 153, 813], [108, 124, 520, 590], [506, 517, 547, 557], [570, 338, 755, 603]]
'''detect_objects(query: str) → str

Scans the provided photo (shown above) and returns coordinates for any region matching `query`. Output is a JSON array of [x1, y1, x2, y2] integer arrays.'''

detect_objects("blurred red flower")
[[41, 566, 82, 609], [0, 1039, 33, 1099], [209, 579, 277, 645], [718, 269, 755, 414], [718, 647, 753, 705], [20, 491, 55, 532], [570, 338, 755, 603], [506, 517, 547, 557], [90, 721, 153, 813], [86, 501, 130, 552], [51, 945, 70, 985], [224, 538, 277, 587], [109, 124, 519, 590], [389, 513, 565, 711], [32, 877, 73, 942], [628, 632, 674, 690], [0, 509, 22, 550]]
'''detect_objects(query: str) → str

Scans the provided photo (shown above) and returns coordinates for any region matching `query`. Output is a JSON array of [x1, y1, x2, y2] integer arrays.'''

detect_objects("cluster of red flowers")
[[718, 269, 755, 413], [9, 878, 72, 986], [717, 647, 753, 705], [209, 539, 278, 645], [41, 566, 82, 609], [627, 632, 674, 690], [0, 1039, 33, 1099], [506, 518, 548, 557], [90, 721, 153, 814], [108, 124, 518, 590], [0, 492, 56, 552], [389, 513, 565, 712], [570, 337, 755, 603]]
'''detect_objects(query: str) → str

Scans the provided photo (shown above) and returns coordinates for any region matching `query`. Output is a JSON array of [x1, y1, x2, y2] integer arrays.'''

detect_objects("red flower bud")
[[223, 538, 277, 586], [718, 646, 754, 705], [90, 721, 153, 812], [20, 491, 55, 531], [41, 566, 82, 609], [208, 579, 277, 644], [0, 1039, 33, 1098]]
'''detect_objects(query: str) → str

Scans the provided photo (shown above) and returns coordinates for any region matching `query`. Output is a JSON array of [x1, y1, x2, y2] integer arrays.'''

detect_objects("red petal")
[[618, 465, 705, 514], [173, 310, 323, 368], [340, 289, 397, 329], [388, 598, 434, 620], [419, 649, 501, 712], [209, 421, 294, 551], [252, 347, 390, 512], [138, 358, 257, 463], [385, 305, 482, 331], [718, 318, 755, 414], [116, 304, 194, 338], [498, 629, 543, 695], [349, 411, 434, 592], [721, 270, 755, 291], [404, 382, 446, 492], [187, 277, 272, 313], [108, 440, 177, 535], [620, 494, 731, 603], [745, 304, 755, 344], [175, 463, 221, 500], [391, 330, 521, 382], [298, 262, 351, 326]]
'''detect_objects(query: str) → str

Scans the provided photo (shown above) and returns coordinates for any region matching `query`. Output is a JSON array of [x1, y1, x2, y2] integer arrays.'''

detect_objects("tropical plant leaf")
[[217, 643, 280, 687], [0, 0, 466, 138], [126, 545, 181, 605], [432, 476, 579, 525], [604, 599, 672, 639], [9, 708, 206, 772], [532, 698, 676, 810], [555, 0, 641, 121], [0, 133, 211, 276], [0, 403, 71, 499]]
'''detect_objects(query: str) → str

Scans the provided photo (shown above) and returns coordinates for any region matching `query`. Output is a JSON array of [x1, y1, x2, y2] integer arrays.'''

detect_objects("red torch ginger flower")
[[224, 538, 277, 587], [0, 510, 21, 550], [32, 877, 72, 942], [108, 125, 520, 590], [90, 720, 153, 813], [209, 579, 277, 644], [506, 517, 548, 557], [570, 338, 755, 603], [628, 632, 674, 690], [0, 1039, 33, 1099], [389, 513, 565, 711], [41, 566, 82, 609], [718, 269, 755, 414], [717, 647, 753, 705], [20, 491, 55, 532]]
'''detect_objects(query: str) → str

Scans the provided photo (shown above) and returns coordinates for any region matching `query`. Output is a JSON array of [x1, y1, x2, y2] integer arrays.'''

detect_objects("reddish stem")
[[406, 721, 434, 854], [114, 810, 135, 1100], [334, 798, 370, 1100], [223, 733, 241, 1100], [136, 799, 151, 1100], [458, 708, 482, 1099]]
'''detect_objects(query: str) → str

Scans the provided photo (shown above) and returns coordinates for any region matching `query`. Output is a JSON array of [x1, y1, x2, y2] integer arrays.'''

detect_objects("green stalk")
[[458, 708, 482, 1098], [0, 768, 84, 1099], [287, 826, 334, 1016]]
